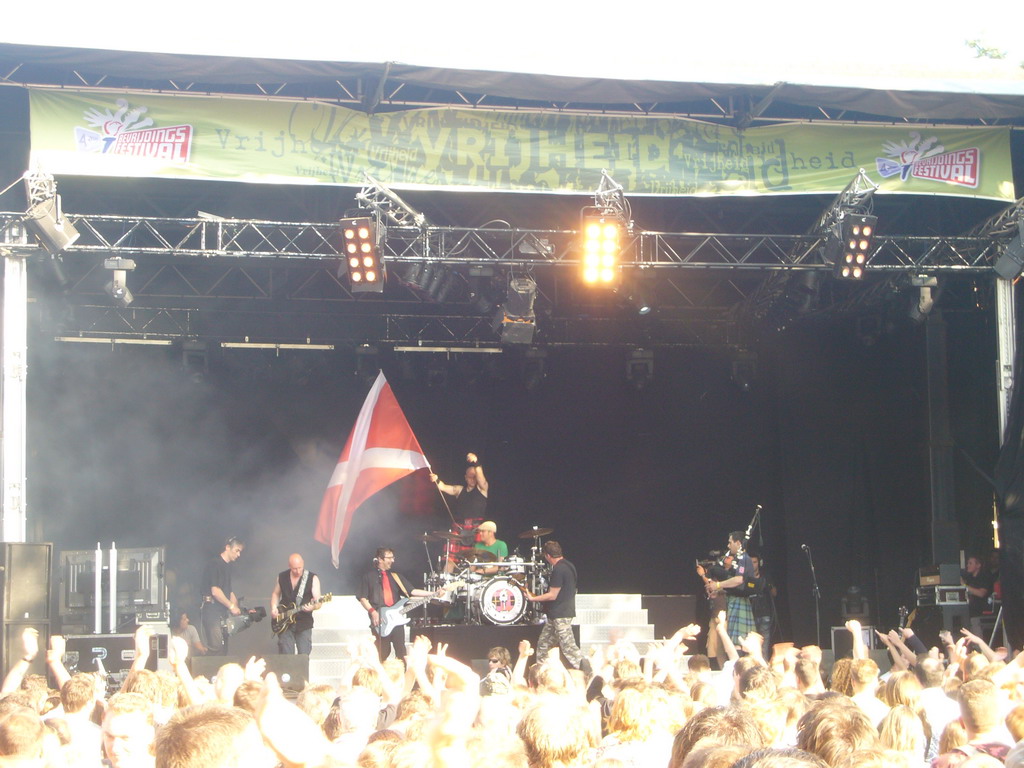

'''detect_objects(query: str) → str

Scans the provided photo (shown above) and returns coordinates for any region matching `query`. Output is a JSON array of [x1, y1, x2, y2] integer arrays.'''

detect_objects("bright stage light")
[[835, 214, 877, 280], [339, 216, 384, 293], [581, 215, 622, 285]]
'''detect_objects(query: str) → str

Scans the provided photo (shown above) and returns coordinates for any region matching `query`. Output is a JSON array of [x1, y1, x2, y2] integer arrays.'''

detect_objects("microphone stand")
[[803, 545, 821, 648]]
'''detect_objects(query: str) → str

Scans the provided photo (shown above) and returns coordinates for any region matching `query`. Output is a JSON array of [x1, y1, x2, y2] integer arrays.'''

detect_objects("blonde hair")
[[606, 687, 655, 743], [878, 705, 925, 755]]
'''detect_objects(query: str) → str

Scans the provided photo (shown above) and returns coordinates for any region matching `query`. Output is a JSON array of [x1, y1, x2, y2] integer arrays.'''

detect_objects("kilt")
[[726, 595, 755, 645]]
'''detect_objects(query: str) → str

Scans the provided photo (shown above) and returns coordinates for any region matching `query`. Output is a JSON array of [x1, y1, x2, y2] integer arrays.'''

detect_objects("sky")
[[2, 1, 1023, 93]]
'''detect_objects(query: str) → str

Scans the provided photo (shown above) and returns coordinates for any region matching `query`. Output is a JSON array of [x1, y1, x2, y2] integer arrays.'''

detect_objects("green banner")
[[28, 89, 1015, 200]]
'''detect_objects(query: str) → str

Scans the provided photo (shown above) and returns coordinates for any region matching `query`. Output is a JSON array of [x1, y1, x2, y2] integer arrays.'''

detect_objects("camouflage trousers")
[[536, 617, 583, 669]]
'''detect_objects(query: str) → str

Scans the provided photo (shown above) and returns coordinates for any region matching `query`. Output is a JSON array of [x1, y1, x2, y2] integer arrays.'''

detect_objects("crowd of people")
[[2, 607, 1024, 768]]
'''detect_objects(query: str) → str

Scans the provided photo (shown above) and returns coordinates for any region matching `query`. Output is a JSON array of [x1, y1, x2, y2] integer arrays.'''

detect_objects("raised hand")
[[21, 627, 39, 661]]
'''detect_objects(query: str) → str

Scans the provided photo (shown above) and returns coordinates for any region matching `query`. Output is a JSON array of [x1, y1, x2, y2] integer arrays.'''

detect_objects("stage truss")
[[0, 211, 1005, 347]]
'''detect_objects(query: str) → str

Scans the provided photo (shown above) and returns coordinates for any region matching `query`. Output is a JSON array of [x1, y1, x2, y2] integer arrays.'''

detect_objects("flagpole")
[[435, 484, 459, 528]]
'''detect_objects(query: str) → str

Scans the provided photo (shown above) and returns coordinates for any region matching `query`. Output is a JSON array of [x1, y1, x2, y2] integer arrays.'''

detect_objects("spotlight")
[[626, 348, 654, 390], [619, 272, 654, 315], [522, 347, 547, 391], [468, 273, 499, 315], [834, 214, 876, 280], [581, 214, 622, 286], [340, 217, 384, 293], [103, 257, 136, 307], [908, 275, 939, 323], [493, 277, 537, 344]]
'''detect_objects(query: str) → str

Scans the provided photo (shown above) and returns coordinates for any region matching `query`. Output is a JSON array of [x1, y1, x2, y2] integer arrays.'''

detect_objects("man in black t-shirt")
[[527, 541, 589, 674], [201, 536, 244, 654], [962, 554, 994, 636]]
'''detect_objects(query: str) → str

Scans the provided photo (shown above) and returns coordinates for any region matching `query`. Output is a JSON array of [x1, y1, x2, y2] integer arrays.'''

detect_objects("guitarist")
[[357, 548, 437, 663], [270, 553, 323, 655]]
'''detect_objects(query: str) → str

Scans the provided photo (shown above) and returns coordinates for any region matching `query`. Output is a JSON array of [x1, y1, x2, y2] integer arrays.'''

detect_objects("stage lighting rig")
[[340, 216, 384, 293], [580, 170, 633, 287], [103, 257, 136, 307], [493, 276, 537, 344], [814, 170, 878, 281], [626, 348, 654, 390], [834, 214, 877, 280], [20, 170, 79, 255]]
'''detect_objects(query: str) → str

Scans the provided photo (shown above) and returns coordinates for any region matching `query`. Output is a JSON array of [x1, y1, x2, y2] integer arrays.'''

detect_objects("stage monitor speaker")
[[819, 648, 891, 686], [63, 633, 166, 677], [192, 654, 309, 692], [908, 605, 970, 648], [642, 595, 699, 646], [830, 625, 875, 658], [1, 621, 51, 679], [1, 543, 52, 621]]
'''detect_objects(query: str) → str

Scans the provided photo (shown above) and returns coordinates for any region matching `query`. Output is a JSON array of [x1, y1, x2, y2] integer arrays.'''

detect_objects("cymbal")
[[518, 527, 553, 539], [417, 532, 442, 542], [472, 549, 498, 562], [432, 530, 475, 541]]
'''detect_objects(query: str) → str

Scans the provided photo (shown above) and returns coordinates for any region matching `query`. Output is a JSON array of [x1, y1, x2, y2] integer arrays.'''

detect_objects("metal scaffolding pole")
[[1, 234, 29, 542]]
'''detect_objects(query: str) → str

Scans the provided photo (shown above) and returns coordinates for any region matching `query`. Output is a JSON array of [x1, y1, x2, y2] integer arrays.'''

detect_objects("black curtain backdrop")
[[27, 304, 997, 649], [994, 287, 1024, 650]]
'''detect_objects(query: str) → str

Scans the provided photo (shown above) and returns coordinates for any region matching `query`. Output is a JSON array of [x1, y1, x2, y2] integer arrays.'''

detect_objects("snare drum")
[[478, 577, 528, 625]]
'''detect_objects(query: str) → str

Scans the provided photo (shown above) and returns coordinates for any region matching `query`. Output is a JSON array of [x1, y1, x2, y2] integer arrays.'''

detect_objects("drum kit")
[[418, 526, 555, 626]]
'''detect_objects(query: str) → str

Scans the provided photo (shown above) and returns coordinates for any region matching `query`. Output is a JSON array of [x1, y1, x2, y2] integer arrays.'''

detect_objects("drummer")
[[470, 521, 508, 577]]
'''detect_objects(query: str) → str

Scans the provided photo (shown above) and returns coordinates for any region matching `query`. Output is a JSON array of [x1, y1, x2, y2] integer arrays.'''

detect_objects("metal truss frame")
[[0, 211, 998, 270], [2, 211, 1002, 346], [6, 68, 1016, 131]]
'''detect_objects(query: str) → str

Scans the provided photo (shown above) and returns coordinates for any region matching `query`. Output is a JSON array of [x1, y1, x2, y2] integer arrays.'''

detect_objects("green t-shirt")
[[474, 540, 508, 559]]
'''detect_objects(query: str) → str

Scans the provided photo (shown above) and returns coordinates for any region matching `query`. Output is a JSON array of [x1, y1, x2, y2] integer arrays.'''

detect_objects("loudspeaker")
[[191, 654, 309, 692], [994, 224, 1024, 280], [63, 634, 167, 677], [830, 625, 875, 657], [908, 605, 970, 648], [642, 595, 699, 645], [1, 543, 52, 621], [23, 197, 80, 254], [1, 621, 51, 678]]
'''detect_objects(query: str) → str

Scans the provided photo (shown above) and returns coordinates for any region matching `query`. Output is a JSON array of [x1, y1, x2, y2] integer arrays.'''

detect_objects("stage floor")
[[410, 623, 580, 673]]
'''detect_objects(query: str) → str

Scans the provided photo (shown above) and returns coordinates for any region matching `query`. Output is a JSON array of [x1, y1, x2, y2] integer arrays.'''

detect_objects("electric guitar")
[[375, 582, 463, 637], [271, 593, 333, 635]]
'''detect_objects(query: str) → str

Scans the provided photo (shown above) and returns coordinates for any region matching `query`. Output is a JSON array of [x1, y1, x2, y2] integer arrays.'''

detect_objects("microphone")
[[801, 544, 809, 552]]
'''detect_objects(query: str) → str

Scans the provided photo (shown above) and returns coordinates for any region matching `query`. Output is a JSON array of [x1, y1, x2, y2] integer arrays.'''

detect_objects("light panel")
[[340, 216, 384, 293]]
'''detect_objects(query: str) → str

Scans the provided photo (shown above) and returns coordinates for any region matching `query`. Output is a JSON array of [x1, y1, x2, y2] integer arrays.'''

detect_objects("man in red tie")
[[356, 547, 436, 662]]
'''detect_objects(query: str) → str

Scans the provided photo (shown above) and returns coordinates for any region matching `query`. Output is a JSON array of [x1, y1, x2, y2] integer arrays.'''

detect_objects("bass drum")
[[479, 577, 528, 625]]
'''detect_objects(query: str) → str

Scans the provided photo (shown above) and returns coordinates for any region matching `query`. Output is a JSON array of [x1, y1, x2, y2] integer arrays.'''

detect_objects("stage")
[[410, 623, 581, 674]]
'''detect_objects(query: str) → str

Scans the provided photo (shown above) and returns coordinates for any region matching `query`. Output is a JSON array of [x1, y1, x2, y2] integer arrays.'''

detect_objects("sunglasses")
[[488, 659, 501, 664]]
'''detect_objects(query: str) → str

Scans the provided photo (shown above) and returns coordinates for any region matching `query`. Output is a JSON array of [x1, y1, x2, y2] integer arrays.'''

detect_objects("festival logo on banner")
[[72, 98, 192, 163], [875, 131, 979, 188]]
